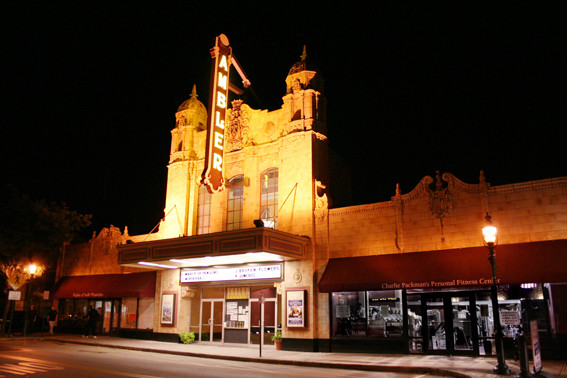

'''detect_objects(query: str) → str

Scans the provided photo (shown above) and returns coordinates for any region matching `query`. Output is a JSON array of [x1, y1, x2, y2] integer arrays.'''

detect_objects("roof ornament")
[[427, 171, 453, 218]]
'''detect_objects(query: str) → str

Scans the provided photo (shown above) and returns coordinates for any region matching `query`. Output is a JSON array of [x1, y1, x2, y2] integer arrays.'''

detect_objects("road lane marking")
[[0, 355, 157, 377]]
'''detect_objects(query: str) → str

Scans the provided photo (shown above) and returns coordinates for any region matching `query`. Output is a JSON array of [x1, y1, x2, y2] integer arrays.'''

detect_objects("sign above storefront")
[[201, 34, 232, 193], [180, 264, 282, 283], [318, 240, 567, 293]]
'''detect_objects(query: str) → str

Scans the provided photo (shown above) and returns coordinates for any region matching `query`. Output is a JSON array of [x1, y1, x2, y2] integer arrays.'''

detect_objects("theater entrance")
[[200, 299, 224, 342]]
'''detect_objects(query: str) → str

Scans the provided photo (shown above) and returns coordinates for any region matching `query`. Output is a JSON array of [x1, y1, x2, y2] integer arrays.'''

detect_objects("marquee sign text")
[[180, 264, 282, 283]]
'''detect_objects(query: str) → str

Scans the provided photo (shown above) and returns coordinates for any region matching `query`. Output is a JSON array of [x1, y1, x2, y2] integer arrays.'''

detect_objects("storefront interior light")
[[520, 283, 537, 289]]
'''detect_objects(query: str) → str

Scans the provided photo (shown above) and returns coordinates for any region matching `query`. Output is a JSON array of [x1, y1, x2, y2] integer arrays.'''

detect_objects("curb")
[[47, 338, 472, 377]]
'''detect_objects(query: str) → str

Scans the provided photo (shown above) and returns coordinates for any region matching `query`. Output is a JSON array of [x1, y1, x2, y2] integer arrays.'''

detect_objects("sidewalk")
[[3, 334, 566, 377]]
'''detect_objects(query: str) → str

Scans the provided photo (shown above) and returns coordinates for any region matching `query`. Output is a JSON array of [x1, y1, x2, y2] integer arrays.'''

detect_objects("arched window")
[[227, 175, 244, 231], [197, 185, 211, 235], [260, 168, 278, 229]]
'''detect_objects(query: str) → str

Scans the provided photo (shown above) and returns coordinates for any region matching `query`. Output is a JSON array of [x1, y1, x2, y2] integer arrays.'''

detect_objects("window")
[[227, 175, 244, 230], [121, 298, 138, 329], [331, 290, 403, 338], [260, 168, 278, 229], [197, 185, 211, 234]]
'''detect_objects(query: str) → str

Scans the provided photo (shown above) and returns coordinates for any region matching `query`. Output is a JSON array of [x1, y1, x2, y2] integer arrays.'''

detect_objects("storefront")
[[51, 271, 156, 335], [319, 240, 567, 356]]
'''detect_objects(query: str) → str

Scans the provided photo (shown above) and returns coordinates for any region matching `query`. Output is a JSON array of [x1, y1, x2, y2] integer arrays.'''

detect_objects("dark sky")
[[3, 2, 566, 237]]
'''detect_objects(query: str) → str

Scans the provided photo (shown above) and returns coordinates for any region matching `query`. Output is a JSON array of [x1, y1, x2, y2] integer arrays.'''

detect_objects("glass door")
[[200, 299, 224, 342], [101, 299, 120, 335], [420, 293, 478, 355], [263, 299, 276, 345], [451, 296, 475, 353], [425, 296, 446, 352], [250, 288, 278, 346], [407, 295, 423, 353]]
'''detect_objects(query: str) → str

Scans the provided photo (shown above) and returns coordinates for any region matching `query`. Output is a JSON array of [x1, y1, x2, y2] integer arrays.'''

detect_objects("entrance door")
[[200, 299, 223, 342], [101, 299, 120, 335], [451, 296, 475, 353], [250, 288, 278, 346], [251, 298, 277, 345], [425, 296, 447, 352], [421, 293, 477, 355]]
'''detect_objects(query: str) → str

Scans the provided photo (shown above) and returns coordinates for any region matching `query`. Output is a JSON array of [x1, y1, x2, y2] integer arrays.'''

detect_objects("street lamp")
[[24, 264, 37, 336], [482, 213, 511, 375], [28, 264, 37, 276]]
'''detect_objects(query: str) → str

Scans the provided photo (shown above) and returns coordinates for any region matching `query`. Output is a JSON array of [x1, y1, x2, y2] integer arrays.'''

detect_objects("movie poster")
[[287, 290, 305, 327], [161, 293, 175, 325]]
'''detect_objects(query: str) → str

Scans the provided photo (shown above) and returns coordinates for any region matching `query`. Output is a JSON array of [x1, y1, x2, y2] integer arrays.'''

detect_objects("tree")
[[0, 186, 91, 333]]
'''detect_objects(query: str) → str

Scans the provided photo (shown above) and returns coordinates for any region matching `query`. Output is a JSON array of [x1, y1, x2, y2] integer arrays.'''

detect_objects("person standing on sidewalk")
[[83, 305, 99, 338], [47, 305, 58, 335], [25, 305, 37, 335]]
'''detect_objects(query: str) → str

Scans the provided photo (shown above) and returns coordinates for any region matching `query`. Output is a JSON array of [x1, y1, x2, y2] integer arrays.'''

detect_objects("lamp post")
[[24, 264, 38, 337], [482, 214, 511, 375]]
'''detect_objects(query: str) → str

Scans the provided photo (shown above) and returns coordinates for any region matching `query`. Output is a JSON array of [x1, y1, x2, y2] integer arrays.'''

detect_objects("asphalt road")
[[0, 340, 439, 377]]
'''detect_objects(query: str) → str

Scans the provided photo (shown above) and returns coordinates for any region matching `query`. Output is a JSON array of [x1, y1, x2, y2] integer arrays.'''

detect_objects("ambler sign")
[[201, 34, 232, 193]]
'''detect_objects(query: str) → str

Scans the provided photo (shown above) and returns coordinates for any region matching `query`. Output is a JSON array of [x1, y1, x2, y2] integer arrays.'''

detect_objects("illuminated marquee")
[[180, 264, 282, 283], [201, 34, 232, 193]]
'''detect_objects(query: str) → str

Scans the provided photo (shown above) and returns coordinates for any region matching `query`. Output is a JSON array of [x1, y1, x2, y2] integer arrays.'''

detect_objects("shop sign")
[[201, 34, 232, 193], [180, 264, 282, 283], [72, 292, 104, 298], [336, 304, 350, 318], [369, 297, 400, 303], [500, 310, 520, 326], [380, 276, 498, 290], [530, 320, 542, 373]]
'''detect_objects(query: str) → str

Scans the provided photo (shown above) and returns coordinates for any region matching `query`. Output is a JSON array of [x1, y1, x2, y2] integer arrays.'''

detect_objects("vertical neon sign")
[[202, 34, 231, 193]]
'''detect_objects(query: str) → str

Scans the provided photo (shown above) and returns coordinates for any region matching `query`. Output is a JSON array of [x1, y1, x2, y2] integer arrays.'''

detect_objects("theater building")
[[52, 43, 567, 358]]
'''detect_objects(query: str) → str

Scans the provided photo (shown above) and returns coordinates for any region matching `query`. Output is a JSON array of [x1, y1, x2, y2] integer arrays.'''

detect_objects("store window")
[[260, 168, 278, 229], [197, 185, 211, 234], [119, 297, 154, 330], [227, 175, 244, 230], [137, 297, 154, 329], [331, 290, 403, 338], [121, 298, 138, 329]]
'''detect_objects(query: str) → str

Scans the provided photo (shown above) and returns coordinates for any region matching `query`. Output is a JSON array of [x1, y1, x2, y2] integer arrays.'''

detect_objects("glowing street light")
[[482, 213, 510, 375], [28, 264, 37, 276]]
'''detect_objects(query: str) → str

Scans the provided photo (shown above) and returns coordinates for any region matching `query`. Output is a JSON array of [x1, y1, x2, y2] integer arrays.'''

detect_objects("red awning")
[[52, 271, 156, 299], [318, 240, 567, 293]]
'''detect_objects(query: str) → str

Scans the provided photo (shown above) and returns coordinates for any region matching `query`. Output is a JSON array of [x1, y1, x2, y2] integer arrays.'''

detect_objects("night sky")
[[3, 2, 566, 237]]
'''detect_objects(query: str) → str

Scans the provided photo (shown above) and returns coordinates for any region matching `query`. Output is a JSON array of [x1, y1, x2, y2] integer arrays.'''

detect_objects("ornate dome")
[[288, 46, 319, 75], [177, 85, 207, 130]]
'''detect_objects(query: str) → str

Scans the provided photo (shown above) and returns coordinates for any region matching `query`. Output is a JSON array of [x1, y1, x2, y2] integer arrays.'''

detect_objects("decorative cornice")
[[488, 176, 567, 195], [330, 201, 394, 216]]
